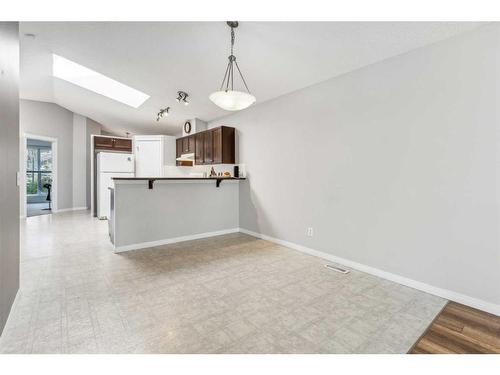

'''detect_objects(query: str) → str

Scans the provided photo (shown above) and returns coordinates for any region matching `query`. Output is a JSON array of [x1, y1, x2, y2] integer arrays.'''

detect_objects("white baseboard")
[[114, 228, 240, 253], [21, 207, 88, 217], [238, 228, 500, 317], [53, 206, 88, 213]]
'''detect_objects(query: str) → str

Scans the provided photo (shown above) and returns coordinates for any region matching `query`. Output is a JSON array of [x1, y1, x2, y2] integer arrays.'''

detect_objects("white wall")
[[72, 114, 87, 208], [20, 100, 74, 210], [209, 24, 500, 311]]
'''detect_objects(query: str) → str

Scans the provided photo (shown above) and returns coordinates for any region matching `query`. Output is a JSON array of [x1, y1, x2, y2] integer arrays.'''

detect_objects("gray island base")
[[109, 178, 244, 252]]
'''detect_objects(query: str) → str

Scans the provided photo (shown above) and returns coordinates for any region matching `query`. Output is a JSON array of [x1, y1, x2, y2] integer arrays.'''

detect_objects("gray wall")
[[20, 100, 74, 210], [86, 118, 101, 208], [210, 24, 500, 307], [72, 114, 87, 208], [0, 22, 20, 335], [20, 100, 103, 211]]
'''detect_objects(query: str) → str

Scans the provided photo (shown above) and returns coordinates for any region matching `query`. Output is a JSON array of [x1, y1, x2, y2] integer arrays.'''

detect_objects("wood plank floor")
[[410, 301, 500, 354]]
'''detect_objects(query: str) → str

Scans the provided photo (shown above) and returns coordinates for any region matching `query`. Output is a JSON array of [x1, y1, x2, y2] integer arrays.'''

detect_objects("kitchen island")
[[108, 177, 245, 252]]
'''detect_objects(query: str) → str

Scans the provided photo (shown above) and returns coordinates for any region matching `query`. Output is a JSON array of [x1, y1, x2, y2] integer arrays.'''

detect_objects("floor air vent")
[[325, 264, 350, 274]]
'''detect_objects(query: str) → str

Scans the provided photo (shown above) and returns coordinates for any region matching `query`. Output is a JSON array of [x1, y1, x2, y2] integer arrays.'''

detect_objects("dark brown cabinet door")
[[175, 138, 182, 166], [180, 136, 195, 154], [221, 126, 235, 164], [187, 136, 195, 153], [113, 138, 132, 151], [212, 128, 222, 164], [195, 132, 204, 165], [204, 130, 213, 164], [94, 136, 113, 150], [176, 138, 182, 158], [181, 137, 189, 153]]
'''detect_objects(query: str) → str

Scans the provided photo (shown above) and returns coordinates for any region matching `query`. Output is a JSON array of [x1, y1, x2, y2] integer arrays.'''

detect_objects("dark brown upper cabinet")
[[113, 138, 132, 151], [94, 136, 113, 149], [181, 135, 195, 154], [195, 132, 205, 165], [94, 136, 132, 152], [203, 129, 213, 164], [177, 126, 235, 165], [212, 127, 222, 164], [175, 138, 182, 166], [188, 136, 195, 153], [176, 138, 182, 158], [217, 126, 235, 164]]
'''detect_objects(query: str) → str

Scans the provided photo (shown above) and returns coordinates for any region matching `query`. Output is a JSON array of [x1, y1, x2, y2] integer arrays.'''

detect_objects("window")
[[26, 145, 52, 195]]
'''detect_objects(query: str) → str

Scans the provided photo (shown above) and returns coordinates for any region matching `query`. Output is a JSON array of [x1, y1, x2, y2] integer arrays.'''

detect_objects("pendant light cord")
[[231, 26, 235, 56]]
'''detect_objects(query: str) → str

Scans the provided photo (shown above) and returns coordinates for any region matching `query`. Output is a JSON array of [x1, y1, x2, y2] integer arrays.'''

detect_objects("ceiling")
[[20, 22, 485, 136]]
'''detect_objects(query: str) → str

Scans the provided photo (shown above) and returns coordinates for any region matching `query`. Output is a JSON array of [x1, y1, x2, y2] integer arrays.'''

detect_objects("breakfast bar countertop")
[[112, 177, 246, 180], [112, 176, 246, 189]]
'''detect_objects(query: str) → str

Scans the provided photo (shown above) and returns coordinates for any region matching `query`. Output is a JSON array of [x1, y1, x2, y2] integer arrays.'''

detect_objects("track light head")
[[177, 91, 189, 106], [156, 107, 170, 122]]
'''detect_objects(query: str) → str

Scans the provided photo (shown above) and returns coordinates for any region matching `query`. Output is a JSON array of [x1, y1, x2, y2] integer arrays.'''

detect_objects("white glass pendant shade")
[[210, 22, 256, 111], [209, 90, 256, 111]]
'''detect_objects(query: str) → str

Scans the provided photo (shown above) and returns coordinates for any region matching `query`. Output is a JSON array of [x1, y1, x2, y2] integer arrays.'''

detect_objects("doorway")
[[21, 134, 58, 218]]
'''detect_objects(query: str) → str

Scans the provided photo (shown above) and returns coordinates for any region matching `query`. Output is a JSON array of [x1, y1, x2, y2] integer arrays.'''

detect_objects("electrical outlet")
[[306, 227, 314, 237]]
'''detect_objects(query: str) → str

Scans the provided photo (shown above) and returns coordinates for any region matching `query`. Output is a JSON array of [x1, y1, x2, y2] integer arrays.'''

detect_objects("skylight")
[[52, 54, 150, 108]]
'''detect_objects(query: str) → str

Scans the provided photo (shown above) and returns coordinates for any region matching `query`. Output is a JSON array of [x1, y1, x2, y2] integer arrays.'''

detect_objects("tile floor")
[[26, 202, 51, 217], [0, 211, 446, 354]]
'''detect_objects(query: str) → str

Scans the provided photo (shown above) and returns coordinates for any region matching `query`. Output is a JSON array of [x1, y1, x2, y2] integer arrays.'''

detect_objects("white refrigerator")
[[97, 152, 134, 220]]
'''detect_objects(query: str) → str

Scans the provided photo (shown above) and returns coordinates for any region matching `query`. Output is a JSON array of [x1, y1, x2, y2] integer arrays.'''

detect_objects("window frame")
[[26, 145, 52, 196]]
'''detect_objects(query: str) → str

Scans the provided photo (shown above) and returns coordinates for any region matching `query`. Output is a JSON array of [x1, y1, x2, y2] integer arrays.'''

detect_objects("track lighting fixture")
[[176, 91, 189, 106], [156, 107, 170, 121]]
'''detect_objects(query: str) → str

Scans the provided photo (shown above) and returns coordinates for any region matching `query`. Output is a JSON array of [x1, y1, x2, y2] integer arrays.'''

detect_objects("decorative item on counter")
[[237, 164, 246, 178], [210, 167, 217, 177], [224, 171, 231, 177]]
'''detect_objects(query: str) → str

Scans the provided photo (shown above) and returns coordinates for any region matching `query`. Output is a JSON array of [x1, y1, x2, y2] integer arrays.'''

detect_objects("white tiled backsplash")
[[163, 164, 246, 178]]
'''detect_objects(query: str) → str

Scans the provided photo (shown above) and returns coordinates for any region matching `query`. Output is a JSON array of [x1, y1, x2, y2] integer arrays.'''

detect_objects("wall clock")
[[184, 121, 192, 134]]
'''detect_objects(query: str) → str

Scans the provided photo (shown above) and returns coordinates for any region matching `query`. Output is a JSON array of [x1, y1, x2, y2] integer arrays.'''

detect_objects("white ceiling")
[[20, 22, 485, 136]]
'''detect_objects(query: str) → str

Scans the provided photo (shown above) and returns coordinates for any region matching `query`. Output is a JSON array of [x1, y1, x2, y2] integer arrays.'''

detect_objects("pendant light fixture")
[[209, 21, 256, 111]]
